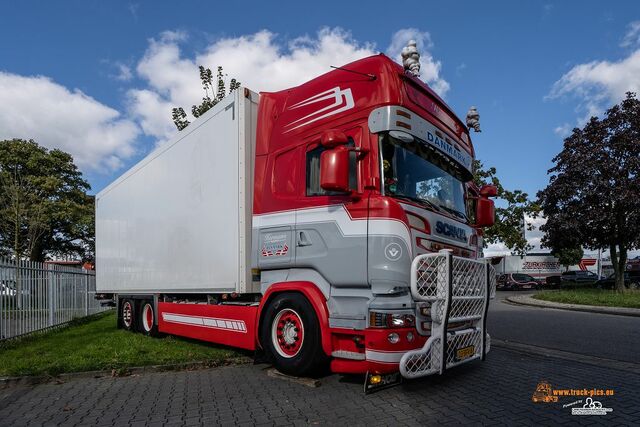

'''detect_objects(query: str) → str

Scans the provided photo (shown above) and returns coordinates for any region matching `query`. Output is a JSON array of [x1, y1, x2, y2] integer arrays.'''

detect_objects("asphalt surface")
[[488, 291, 640, 363], [0, 348, 638, 426], [1, 291, 638, 425]]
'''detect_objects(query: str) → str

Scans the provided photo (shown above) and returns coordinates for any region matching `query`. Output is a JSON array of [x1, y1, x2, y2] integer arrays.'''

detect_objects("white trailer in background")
[[489, 254, 599, 281]]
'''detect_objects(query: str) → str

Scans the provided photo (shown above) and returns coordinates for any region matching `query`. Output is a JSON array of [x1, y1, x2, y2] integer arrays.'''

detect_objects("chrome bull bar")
[[400, 250, 496, 379]]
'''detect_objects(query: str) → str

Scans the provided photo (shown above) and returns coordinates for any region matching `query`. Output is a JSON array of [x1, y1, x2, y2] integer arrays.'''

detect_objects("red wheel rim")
[[142, 304, 153, 332], [271, 309, 304, 358], [122, 302, 133, 328]]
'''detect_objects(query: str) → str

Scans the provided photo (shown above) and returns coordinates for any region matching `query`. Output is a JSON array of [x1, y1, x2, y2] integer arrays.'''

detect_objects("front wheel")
[[260, 293, 327, 376]]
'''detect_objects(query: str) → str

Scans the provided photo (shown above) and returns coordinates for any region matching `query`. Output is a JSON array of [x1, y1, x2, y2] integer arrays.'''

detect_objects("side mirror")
[[320, 147, 350, 192], [475, 198, 495, 227], [320, 129, 349, 148], [480, 184, 497, 198]]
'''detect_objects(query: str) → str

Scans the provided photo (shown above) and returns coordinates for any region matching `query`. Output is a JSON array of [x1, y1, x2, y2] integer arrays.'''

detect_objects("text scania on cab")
[[96, 41, 498, 389]]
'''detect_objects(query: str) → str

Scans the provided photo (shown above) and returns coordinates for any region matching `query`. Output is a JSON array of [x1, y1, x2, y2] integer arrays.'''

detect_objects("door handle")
[[297, 231, 312, 247]]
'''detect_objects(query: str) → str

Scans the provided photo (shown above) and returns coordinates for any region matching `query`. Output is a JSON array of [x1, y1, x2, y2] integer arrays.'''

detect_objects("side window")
[[306, 138, 356, 196]]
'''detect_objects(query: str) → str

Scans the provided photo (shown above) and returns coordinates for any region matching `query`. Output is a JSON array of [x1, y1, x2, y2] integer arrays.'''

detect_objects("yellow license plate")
[[456, 345, 475, 360]]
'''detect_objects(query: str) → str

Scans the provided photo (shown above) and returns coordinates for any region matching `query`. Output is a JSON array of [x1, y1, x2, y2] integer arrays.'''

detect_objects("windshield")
[[380, 132, 469, 220]]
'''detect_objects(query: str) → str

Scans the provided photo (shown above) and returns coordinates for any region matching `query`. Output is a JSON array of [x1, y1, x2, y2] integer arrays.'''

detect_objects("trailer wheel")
[[139, 301, 158, 336], [260, 293, 327, 376], [120, 299, 135, 331]]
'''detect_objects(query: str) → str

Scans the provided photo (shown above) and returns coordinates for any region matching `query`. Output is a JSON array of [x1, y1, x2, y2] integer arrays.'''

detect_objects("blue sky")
[[1, 1, 639, 253]]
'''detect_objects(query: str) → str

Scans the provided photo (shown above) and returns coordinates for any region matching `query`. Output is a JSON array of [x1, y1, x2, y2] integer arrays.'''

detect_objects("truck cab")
[[253, 54, 496, 379]]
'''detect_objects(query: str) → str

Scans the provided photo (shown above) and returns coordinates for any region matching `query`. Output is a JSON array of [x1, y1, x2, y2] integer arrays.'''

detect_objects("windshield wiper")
[[438, 204, 468, 221], [390, 194, 441, 212]]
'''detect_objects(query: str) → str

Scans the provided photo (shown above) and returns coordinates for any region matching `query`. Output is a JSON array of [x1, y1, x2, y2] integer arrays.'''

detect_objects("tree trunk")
[[617, 245, 627, 292], [610, 244, 627, 292]]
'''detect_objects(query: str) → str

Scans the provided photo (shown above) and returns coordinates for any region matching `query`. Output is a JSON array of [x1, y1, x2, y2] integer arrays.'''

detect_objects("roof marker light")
[[396, 110, 411, 119], [396, 121, 412, 130]]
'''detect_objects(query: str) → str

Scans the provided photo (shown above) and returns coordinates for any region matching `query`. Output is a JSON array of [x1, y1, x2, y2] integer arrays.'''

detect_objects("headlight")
[[369, 311, 415, 328]]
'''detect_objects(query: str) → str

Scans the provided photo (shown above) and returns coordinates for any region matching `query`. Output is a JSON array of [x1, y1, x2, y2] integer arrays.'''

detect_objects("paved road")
[[0, 347, 638, 426], [1, 292, 638, 425], [488, 291, 640, 363]]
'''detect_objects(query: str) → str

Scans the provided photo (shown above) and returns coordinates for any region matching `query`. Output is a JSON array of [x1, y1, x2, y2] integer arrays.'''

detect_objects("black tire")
[[260, 293, 327, 376], [138, 300, 159, 336], [120, 299, 135, 331]]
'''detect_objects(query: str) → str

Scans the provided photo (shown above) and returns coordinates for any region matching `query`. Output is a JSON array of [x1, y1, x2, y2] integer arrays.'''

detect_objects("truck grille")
[[400, 250, 495, 379]]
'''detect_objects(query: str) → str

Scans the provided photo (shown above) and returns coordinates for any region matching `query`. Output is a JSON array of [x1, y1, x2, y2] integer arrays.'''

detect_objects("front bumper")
[[330, 251, 496, 377]]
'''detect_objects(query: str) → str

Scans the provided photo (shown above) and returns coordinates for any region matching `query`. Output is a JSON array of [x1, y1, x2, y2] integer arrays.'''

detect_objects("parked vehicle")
[[0, 280, 17, 297], [545, 275, 562, 288], [496, 273, 539, 291], [96, 50, 497, 387], [595, 271, 640, 290], [559, 270, 600, 288]]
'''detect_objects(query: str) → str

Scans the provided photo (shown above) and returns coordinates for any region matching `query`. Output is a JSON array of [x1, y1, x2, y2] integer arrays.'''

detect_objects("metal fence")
[[0, 257, 108, 340]]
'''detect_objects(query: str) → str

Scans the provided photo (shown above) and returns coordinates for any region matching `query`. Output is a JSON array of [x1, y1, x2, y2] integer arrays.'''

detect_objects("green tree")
[[538, 93, 640, 291], [0, 139, 94, 262], [171, 65, 241, 130], [554, 247, 584, 272], [473, 160, 540, 255]]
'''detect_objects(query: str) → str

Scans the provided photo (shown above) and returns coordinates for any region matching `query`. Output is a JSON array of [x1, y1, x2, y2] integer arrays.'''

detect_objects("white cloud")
[[127, 27, 450, 143], [386, 28, 449, 96], [115, 63, 133, 81], [483, 241, 511, 257], [621, 21, 640, 47], [0, 72, 140, 172], [553, 122, 572, 137], [483, 214, 547, 257], [547, 47, 640, 125]]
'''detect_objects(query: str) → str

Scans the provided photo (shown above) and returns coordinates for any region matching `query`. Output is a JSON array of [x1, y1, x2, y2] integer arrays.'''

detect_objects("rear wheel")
[[120, 299, 135, 331], [260, 293, 327, 376], [138, 301, 158, 336]]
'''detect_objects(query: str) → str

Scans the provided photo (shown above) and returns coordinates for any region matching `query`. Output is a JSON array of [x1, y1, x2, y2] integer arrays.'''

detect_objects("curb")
[[505, 294, 640, 317], [0, 356, 252, 390]]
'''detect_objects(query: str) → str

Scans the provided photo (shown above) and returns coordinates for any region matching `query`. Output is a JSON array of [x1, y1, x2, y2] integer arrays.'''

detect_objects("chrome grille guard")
[[400, 250, 496, 379]]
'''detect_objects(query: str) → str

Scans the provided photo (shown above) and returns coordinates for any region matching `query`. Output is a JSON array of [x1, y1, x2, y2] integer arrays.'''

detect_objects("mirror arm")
[[346, 146, 369, 159]]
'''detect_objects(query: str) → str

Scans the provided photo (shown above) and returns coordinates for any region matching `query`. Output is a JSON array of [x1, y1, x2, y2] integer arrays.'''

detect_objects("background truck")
[[96, 50, 497, 385]]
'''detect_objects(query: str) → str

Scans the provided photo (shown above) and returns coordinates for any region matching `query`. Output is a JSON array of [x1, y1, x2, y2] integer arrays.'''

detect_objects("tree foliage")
[[171, 65, 241, 131], [473, 160, 540, 255], [554, 246, 584, 271], [538, 92, 640, 290], [0, 139, 94, 262]]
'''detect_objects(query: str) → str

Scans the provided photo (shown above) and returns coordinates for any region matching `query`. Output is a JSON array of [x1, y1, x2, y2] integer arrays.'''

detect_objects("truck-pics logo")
[[284, 86, 354, 132], [435, 221, 467, 242], [571, 398, 613, 416]]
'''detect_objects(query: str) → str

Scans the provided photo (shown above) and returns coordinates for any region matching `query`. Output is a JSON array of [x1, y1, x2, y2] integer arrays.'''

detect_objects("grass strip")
[[534, 289, 640, 309], [0, 311, 241, 377]]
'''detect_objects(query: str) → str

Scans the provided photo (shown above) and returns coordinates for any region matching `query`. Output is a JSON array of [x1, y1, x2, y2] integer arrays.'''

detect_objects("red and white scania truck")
[[96, 49, 497, 389]]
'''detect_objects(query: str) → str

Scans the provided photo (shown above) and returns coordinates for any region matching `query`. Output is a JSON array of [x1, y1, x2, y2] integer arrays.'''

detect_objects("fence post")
[[48, 267, 54, 327], [85, 271, 89, 316]]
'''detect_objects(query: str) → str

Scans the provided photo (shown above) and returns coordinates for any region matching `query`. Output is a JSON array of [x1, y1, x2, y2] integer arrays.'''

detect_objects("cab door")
[[294, 126, 368, 288]]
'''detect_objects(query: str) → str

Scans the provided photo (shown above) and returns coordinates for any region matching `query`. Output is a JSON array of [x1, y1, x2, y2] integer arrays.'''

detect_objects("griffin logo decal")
[[284, 86, 354, 132]]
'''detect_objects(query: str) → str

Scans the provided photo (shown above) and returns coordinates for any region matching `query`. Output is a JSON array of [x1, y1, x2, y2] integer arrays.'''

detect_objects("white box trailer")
[[96, 89, 259, 294]]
